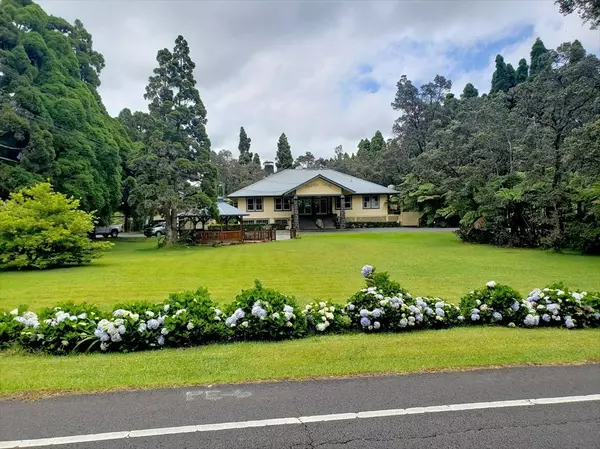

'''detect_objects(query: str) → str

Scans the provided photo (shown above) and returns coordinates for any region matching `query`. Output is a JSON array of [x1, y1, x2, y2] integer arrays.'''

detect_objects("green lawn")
[[1, 327, 599, 399], [2, 232, 599, 311]]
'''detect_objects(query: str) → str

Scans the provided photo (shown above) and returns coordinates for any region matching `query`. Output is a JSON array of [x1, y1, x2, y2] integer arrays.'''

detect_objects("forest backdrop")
[[1, 0, 598, 251]]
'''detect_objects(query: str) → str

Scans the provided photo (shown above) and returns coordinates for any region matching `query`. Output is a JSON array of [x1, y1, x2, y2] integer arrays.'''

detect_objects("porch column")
[[339, 194, 347, 229], [293, 195, 300, 230]]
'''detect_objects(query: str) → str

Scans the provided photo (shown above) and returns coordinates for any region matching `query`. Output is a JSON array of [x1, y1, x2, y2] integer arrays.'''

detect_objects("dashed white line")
[[1, 394, 598, 448]]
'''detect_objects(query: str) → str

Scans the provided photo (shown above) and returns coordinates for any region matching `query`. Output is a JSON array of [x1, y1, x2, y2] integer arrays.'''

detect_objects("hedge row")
[[2, 266, 599, 355]]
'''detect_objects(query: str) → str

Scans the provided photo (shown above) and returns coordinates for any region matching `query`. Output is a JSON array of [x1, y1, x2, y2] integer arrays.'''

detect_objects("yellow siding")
[[236, 197, 292, 223], [296, 178, 342, 196], [347, 195, 388, 218]]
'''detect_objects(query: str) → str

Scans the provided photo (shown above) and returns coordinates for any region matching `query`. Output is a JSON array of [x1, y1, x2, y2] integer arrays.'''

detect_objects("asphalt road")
[[1, 364, 599, 448]]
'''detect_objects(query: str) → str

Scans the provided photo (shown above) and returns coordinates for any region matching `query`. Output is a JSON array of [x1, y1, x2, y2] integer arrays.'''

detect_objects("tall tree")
[[356, 138, 371, 158], [516, 58, 529, 84], [0, 0, 131, 221], [211, 149, 264, 195], [238, 126, 252, 164], [275, 133, 293, 170], [490, 55, 515, 93], [370, 130, 386, 154], [131, 35, 215, 245], [293, 151, 316, 169], [252, 152, 261, 166], [555, 0, 600, 29], [391, 74, 451, 157], [461, 83, 479, 99], [530, 38, 549, 76]]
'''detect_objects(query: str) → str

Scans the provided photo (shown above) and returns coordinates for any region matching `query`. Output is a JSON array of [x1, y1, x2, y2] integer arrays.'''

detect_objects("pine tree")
[[530, 38, 549, 76], [516, 58, 529, 84], [132, 35, 215, 245], [252, 152, 261, 166], [275, 133, 293, 170], [238, 126, 253, 164], [356, 138, 371, 158], [461, 83, 479, 99], [506, 63, 517, 89], [490, 54, 511, 93], [370, 131, 386, 154]]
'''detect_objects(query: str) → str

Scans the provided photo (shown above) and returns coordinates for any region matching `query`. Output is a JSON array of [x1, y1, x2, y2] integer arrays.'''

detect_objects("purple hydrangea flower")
[[541, 314, 551, 322], [361, 265, 374, 278], [492, 312, 502, 321], [511, 302, 520, 312], [372, 308, 382, 318], [360, 317, 371, 327]]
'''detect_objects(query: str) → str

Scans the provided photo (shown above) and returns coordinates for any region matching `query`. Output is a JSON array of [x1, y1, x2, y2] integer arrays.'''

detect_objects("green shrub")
[[0, 183, 112, 270], [346, 221, 402, 229], [162, 288, 226, 346], [459, 282, 523, 326], [19, 302, 102, 354], [303, 300, 350, 333], [224, 280, 307, 340]]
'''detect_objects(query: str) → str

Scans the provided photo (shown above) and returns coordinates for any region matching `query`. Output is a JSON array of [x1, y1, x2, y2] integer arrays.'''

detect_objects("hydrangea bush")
[[459, 282, 524, 326], [1, 265, 598, 355], [303, 301, 350, 333], [520, 286, 600, 329], [224, 280, 307, 340]]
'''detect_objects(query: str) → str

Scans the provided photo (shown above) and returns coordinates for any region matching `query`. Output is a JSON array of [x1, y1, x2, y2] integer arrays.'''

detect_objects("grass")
[[1, 233, 599, 311], [1, 327, 599, 399]]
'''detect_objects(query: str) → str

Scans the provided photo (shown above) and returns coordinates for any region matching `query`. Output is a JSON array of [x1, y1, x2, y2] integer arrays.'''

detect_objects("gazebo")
[[179, 199, 275, 244]]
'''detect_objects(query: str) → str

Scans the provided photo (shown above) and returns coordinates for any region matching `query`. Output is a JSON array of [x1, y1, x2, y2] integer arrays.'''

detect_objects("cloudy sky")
[[39, 0, 599, 162]]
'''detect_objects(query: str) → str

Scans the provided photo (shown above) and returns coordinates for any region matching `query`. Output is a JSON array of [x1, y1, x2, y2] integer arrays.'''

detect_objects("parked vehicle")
[[144, 221, 166, 237], [92, 223, 123, 238]]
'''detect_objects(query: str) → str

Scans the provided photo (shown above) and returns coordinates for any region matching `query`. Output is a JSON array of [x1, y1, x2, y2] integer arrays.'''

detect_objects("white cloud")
[[39, 0, 599, 161]]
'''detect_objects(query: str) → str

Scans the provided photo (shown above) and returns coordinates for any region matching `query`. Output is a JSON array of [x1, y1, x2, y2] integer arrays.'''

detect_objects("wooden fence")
[[243, 229, 276, 241], [194, 229, 276, 243], [195, 230, 243, 243]]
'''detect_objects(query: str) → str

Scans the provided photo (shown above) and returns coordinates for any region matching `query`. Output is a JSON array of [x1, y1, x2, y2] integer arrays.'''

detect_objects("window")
[[232, 200, 238, 208], [274, 197, 291, 211], [362, 195, 380, 209], [334, 196, 352, 210], [246, 197, 263, 212]]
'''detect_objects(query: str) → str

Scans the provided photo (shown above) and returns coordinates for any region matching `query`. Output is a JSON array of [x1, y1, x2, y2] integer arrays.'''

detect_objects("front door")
[[315, 197, 329, 215], [298, 198, 312, 215]]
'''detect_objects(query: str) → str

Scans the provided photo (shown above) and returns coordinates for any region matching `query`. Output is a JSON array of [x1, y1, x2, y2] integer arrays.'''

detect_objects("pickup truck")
[[92, 224, 123, 238]]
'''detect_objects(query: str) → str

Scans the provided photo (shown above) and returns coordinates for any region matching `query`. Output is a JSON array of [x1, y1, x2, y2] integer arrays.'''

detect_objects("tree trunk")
[[165, 207, 178, 245]]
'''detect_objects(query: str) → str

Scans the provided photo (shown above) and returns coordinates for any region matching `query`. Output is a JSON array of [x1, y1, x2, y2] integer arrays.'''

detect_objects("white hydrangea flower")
[[9, 308, 18, 316], [325, 312, 334, 320], [187, 322, 195, 330], [164, 304, 170, 312], [319, 302, 327, 309], [272, 312, 280, 320], [285, 321, 293, 327], [145, 311, 155, 318], [316, 323, 327, 332], [486, 281, 496, 288], [241, 321, 249, 328]]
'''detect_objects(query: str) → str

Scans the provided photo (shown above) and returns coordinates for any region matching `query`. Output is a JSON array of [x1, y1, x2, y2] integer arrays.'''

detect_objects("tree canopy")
[[275, 132, 293, 170], [123, 35, 216, 244], [0, 0, 132, 221]]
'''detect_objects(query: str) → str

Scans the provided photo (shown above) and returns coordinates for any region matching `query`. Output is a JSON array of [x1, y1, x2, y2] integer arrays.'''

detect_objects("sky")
[[39, 0, 600, 162]]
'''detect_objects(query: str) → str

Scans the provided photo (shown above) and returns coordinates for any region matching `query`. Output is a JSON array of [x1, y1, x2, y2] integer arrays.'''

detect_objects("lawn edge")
[[3, 360, 599, 402]]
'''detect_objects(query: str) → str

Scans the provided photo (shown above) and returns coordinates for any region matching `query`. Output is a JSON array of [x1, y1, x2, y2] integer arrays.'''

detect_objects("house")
[[228, 169, 414, 230]]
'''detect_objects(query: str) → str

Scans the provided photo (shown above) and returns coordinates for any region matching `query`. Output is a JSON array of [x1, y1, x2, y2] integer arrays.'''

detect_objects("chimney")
[[264, 161, 274, 176]]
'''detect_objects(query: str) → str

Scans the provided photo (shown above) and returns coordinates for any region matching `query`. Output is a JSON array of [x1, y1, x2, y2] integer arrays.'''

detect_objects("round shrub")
[[303, 301, 350, 333], [521, 286, 599, 329], [18, 303, 102, 354], [224, 280, 307, 340], [161, 288, 226, 346], [460, 281, 523, 326]]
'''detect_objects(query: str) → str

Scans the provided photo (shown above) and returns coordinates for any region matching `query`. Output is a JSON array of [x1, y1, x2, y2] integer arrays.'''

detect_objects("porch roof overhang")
[[282, 174, 356, 197]]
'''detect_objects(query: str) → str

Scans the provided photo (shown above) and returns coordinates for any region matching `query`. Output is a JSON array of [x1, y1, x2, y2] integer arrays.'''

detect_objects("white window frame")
[[274, 197, 291, 211], [334, 196, 352, 210], [246, 197, 263, 212], [362, 195, 380, 209]]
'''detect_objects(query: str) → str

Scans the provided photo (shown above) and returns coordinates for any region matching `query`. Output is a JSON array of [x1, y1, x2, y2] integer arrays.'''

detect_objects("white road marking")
[[1, 394, 598, 448], [185, 389, 252, 401]]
